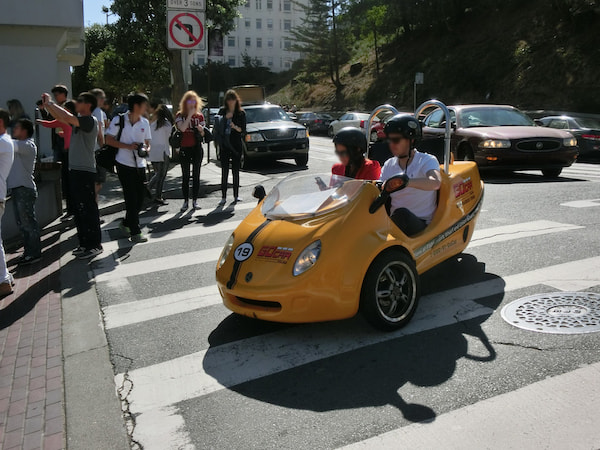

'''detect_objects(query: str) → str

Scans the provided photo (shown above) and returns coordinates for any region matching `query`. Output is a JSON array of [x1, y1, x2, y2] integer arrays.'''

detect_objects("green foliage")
[[72, 24, 114, 95]]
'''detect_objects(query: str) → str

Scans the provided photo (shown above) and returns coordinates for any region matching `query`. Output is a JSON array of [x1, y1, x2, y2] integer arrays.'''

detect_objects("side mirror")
[[383, 174, 409, 193], [253, 185, 266, 203]]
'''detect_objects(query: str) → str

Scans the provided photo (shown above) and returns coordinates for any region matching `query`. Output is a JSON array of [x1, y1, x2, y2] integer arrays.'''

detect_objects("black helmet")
[[333, 127, 368, 154], [384, 114, 421, 140]]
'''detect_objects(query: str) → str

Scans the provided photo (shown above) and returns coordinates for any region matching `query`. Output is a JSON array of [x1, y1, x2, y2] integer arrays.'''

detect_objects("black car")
[[216, 104, 309, 168], [296, 112, 333, 134], [539, 115, 600, 159]]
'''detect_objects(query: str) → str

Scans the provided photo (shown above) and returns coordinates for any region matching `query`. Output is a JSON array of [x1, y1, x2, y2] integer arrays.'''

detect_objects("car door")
[[421, 108, 458, 161], [334, 114, 350, 134]]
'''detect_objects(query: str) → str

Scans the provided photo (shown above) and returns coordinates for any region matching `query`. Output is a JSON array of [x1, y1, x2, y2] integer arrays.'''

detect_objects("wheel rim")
[[371, 132, 378, 142], [374, 261, 416, 322]]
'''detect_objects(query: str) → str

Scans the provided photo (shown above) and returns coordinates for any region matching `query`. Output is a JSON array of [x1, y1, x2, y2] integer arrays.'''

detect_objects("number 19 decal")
[[234, 243, 254, 262]]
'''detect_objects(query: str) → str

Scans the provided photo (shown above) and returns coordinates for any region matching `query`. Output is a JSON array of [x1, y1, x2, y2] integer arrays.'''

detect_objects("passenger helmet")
[[333, 127, 368, 154], [384, 114, 422, 140]]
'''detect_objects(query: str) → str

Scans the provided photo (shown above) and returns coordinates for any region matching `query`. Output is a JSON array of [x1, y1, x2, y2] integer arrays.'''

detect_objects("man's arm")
[[105, 134, 136, 151], [406, 169, 442, 191], [42, 93, 79, 127]]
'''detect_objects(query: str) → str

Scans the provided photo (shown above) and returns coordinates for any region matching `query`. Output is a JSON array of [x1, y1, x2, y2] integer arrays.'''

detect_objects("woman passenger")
[[331, 127, 381, 180]]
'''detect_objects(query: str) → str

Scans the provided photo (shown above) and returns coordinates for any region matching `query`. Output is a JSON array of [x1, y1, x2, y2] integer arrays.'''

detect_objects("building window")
[[228, 56, 236, 66], [267, 38, 274, 48], [284, 59, 292, 69], [267, 56, 273, 67], [267, 18, 273, 30], [228, 36, 236, 47], [245, 19, 251, 28], [283, 19, 292, 31], [256, 57, 263, 66], [257, 37, 262, 48], [283, 38, 291, 50], [267, 0, 273, 9], [196, 56, 205, 66], [256, 0, 262, 9], [283, 0, 291, 12], [245, 0, 250, 7], [245, 37, 251, 47], [256, 18, 262, 29]]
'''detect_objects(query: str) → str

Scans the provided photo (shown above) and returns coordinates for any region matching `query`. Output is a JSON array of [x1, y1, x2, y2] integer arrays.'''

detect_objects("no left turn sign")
[[167, 10, 206, 50]]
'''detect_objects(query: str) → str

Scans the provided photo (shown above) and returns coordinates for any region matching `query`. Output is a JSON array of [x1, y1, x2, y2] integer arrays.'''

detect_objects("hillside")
[[269, 1, 600, 113]]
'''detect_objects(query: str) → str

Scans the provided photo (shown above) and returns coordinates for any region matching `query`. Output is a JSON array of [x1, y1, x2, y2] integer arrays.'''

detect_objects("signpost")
[[414, 72, 424, 112], [167, 11, 206, 50], [167, 0, 205, 11]]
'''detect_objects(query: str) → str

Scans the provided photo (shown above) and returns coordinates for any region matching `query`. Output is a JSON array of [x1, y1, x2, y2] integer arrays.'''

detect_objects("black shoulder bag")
[[96, 114, 125, 173]]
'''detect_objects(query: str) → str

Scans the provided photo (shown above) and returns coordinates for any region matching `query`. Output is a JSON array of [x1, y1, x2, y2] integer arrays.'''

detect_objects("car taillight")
[[360, 120, 365, 128], [582, 134, 600, 141], [315, 119, 322, 124]]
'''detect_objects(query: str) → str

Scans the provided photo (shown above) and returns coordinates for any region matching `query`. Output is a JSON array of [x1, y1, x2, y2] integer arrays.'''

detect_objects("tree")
[[366, 5, 386, 73], [72, 24, 114, 95]]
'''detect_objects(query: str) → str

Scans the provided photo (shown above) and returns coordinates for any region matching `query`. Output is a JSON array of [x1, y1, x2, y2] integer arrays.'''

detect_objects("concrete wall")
[[0, 0, 85, 159]]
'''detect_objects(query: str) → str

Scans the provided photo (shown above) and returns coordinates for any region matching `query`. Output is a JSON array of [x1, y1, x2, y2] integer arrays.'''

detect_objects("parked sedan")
[[422, 105, 578, 177], [296, 112, 333, 134], [328, 112, 371, 137], [539, 115, 600, 159]]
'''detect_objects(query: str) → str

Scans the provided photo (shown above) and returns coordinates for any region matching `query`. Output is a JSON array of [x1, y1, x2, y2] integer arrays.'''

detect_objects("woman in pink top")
[[37, 100, 76, 149]]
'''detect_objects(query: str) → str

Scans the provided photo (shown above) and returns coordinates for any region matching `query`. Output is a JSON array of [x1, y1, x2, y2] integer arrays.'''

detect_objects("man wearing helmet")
[[332, 127, 381, 180], [379, 114, 442, 236]]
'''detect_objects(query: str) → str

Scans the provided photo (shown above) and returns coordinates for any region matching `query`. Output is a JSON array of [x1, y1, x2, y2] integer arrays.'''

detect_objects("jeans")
[[220, 146, 241, 199], [116, 162, 146, 235], [11, 187, 41, 258], [180, 146, 203, 201], [0, 202, 9, 283], [390, 207, 427, 236], [148, 153, 169, 199], [69, 170, 102, 250]]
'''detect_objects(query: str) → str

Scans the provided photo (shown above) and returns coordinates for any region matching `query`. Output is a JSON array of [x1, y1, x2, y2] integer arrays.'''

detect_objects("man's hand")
[[41, 93, 51, 106]]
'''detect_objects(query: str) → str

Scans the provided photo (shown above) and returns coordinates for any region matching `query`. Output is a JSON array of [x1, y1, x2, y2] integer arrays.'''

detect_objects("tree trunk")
[[170, 50, 186, 107], [330, 1, 342, 90], [374, 28, 380, 74]]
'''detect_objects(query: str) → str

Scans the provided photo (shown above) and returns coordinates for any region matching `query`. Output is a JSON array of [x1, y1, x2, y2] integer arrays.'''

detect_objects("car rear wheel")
[[541, 168, 562, 178], [295, 154, 309, 167], [360, 250, 420, 331], [370, 131, 378, 142]]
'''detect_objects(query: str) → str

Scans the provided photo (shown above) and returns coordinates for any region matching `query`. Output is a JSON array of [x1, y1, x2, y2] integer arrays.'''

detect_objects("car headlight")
[[296, 129, 308, 139], [478, 139, 511, 149], [218, 234, 235, 269], [563, 137, 577, 147], [293, 240, 321, 276], [245, 133, 264, 143]]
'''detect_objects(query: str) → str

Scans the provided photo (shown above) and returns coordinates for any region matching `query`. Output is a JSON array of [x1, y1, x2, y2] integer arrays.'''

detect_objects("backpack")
[[96, 114, 125, 173]]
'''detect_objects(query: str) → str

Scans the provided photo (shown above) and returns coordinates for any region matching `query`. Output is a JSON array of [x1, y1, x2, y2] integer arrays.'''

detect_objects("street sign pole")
[[414, 72, 424, 113]]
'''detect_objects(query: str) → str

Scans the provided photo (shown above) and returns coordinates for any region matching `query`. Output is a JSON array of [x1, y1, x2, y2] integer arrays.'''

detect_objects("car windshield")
[[246, 107, 290, 123], [261, 173, 365, 220], [575, 117, 600, 129], [460, 108, 535, 128]]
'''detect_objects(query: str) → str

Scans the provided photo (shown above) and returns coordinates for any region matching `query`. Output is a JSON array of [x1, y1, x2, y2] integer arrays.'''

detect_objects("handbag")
[[202, 126, 213, 143], [169, 126, 182, 149], [96, 114, 125, 173]]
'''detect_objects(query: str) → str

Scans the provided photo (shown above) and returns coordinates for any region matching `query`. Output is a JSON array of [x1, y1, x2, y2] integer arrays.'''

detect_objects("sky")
[[83, 0, 117, 26]]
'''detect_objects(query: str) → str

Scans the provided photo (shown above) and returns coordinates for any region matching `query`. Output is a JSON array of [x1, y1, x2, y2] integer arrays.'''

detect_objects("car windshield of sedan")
[[460, 108, 535, 128], [246, 107, 291, 123], [261, 173, 365, 220]]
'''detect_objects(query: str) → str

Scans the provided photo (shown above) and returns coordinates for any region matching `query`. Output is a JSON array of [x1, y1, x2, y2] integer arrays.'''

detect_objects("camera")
[[136, 143, 149, 158]]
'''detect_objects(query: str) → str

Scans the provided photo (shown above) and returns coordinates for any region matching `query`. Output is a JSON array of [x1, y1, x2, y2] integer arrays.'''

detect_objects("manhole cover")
[[501, 292, 600, 334]]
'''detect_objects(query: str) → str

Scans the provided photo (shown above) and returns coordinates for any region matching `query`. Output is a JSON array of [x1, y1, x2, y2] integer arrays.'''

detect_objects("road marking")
[[468, 220, 583, 248], [341, 361, 600, 449], [560, 198, 600, 208], [104, 286, 221, 329], [133, 406, 195, 450], [101, 220, 241, 253], [114, 256, 600, 414]]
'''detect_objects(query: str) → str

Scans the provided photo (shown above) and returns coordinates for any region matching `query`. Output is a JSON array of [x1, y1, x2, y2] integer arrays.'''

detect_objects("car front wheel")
[[542, 168, 562, 178], [360, 250, 420, 331], [328, 126, 334, 137], [295, 154, 309, 167]]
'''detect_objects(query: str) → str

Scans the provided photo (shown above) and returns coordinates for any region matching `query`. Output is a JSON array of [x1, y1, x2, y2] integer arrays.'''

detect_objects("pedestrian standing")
[[105, 94, 152, 243], [42, 91, 103, 259], [6, 99, 30, 131], [148, 103, 173, 205], [37, 100, 76, 153], [218, 89, 246, 205], [91, 88, 108, 203], [8, 119, 41, 265], [175, 91, 205, 212], [0, 109, 15, 297]]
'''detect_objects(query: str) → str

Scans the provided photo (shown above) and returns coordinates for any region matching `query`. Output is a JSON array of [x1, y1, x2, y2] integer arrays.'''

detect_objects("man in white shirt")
[[91, 88, 108, 201], [0, 109, 15, 297], [379, 114, 442, 236], [105, 93, 151, 243]]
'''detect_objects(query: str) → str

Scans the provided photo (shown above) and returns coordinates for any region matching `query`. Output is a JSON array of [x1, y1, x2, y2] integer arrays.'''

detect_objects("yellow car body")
[[215, 161, 484, 329]]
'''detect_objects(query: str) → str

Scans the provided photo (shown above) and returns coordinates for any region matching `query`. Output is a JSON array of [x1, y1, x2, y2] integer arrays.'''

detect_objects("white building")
[[195, 0, 306, 72], [0, 0, 85, 157]]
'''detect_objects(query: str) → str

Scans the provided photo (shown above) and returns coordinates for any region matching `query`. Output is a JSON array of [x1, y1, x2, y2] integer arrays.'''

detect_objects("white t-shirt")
[[107, 114, 152, 168], [379, 150, 440, 223], [92, 107, 107, 151], [0, 133, 14, 201], [149, 119, 172, 161]]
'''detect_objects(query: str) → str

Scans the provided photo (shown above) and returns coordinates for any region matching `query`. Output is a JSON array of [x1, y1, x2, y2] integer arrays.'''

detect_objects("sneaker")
[[72, 246, 86, 256], [180, 201, 189, 212], [19, 255, 42, 266], [218, 198, 227, 206], [130, 233, 149, 243], [154, 198, 169, 206], [77, 247, 104, 260], [119, 221, 131, 237], [0, 281, 13, 298], [234, 197, 243, 203], [192, 200, 200, 210]]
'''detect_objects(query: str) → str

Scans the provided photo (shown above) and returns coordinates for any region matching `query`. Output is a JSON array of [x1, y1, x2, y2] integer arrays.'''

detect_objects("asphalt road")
[[91, 136, 600, 449]]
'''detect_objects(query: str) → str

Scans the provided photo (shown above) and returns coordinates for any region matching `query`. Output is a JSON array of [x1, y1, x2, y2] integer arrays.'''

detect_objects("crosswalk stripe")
[[98, 220, 584, 329], [467, 220, 583, 248], [101, 221, 241, 253], [114, 256, 600, 415]]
